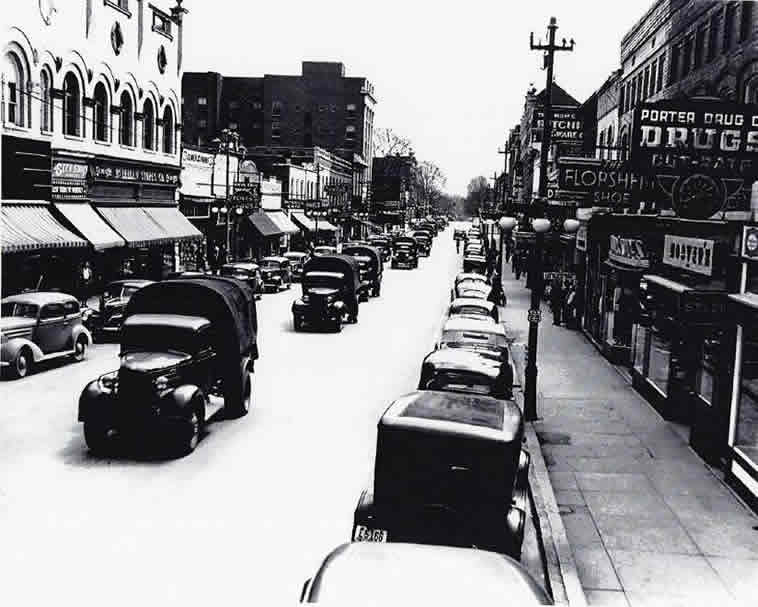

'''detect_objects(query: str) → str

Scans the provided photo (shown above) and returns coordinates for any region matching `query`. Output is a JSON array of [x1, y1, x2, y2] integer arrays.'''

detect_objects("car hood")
[[306, 287, 340, 296], [121, 351, 192, 372], [0, 316, 36, 331]]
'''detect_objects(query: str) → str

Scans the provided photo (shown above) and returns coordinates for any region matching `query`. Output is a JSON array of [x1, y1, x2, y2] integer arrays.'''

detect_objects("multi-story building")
[[2, 0, 199, 296], [371, 155, 417, 229], [182, 62, 376, 206], [595, 70, 621, 160]]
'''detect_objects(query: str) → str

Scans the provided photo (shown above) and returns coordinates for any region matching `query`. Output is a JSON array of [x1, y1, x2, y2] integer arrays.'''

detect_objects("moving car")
[[283, 251, 311, 281], [1, 292, 92, 379], [411, 231, 432, 257], [352, 390, 530, 559], [78, 277, 258, 457], [367, 235, 392, 262], [87, 279, 154, 340], [391, 236, 419, 269], [220, 262, 264, 299], [437, 316, 509, 361], [313, 245, 337, 256], [259, 256, 293, 292], [300, 542, 552, 604], [292, 255, 361, 332], [418, 348, 513, 400], [463, 253, 488, 274], [448, 297, 499, 324], [342, 244, 383, 299]]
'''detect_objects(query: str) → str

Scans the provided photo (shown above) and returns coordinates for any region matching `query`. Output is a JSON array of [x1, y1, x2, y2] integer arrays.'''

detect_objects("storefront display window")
[[736, 334, 758, 463], [632, 324, 650, 375], [648, 327, 671, 396], [695, 335, 719, 406]]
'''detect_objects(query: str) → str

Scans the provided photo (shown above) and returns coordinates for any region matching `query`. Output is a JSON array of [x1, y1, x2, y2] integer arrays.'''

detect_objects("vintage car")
[[367, 235, 392, 262], [313, 245, 337, 256], [391, 236, 419, 269], [451, 272, 489, 299], [292, 255, 361, 332], [437, 316, 509, 363], [282, 251, 311, 281], [86, 279, 154, 340], [453, 228, 467, 242], [1, 292, 92, 379], [419, 348, 513, 400], [463, 253, 488, 275], [464, 241, 484, 255], [259, 256, 293, 292], [448, 297, 499, 324], [220, 262, 264, 299], [342, 244, 383, 299], [417, 221, 439, 236], [411, 231, 432, 257], [78, 277, 258, 457], [300, 542, 552, 604], [352, 390, 529, 559], [451, 278, 491, 301]]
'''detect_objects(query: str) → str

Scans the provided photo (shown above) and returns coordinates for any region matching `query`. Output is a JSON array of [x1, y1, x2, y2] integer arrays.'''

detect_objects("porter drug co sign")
[[663, 235, 714, 276]]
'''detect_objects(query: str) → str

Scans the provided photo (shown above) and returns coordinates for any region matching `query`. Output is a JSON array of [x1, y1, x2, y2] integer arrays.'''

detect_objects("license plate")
[[353, 525, 388, 542]]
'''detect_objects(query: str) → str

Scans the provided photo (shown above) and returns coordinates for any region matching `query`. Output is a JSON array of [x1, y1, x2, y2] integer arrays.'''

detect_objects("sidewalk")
[[500, 263, 758, 607]]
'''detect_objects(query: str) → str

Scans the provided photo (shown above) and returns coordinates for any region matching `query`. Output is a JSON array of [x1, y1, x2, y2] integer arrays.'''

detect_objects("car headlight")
[[153, 375, 169, 391], [99, 371, 118, 393]]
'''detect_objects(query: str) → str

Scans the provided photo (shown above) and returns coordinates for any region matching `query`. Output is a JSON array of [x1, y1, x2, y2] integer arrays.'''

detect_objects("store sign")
[[182, 149, 214, 167], [663, 235, 714, 276], [575, 225, 588, 251], [94, 160, 179, 185], [609, 235, 650, 268], [532, 106, 583, 142], [741, 225, 758, 259], [51, 159, 89, 200], [558, 157, 657, 206]]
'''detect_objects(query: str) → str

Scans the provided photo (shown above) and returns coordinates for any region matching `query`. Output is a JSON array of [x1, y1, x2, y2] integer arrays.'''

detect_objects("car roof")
[[443, 316, 506, 336], [122, 313, 211, 332], [223, 262, 259, 270], [283, 251, 307, 258], [308, 543, 551, 603], [304, 271, 344, 280], [422, 348, 502, 377], [450, 297, 496, 312], [2, 292, 77, 306], [455, 272, 488, 283], [107, 279, 154, 288], [260, 256, 288, 262]]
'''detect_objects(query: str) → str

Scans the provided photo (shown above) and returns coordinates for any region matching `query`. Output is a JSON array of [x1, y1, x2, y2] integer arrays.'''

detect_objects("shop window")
[[633, 323, 650, 375], [93, 82, 108, 142], [120, 91, 133, 146], [736, 333, 758, 462], [152, 11, 172, 37], [63, 72, 80, 136], [162, 105, 174, 153], [695, 335, 719, 405], [648, 326, 672, 396], [3, 51, 27, 127], [143, 98, 155, 150], [40, 67, 52, 132]]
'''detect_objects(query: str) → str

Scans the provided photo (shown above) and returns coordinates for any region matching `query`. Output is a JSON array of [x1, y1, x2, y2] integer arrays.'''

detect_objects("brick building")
[[595, 70, 622, 160]]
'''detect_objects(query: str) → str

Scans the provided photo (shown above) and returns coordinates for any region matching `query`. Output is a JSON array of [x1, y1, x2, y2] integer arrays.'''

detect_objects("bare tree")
[[373, 128, 413, 158], [464, 176, 489, 217], [414, 161, 447, 213]]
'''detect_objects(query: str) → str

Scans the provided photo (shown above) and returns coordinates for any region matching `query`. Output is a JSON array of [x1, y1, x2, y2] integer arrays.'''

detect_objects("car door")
[[35, 303, 68, 353]]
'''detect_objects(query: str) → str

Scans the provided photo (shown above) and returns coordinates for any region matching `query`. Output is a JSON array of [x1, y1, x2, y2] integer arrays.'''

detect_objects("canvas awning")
[[266, 211, 299, 234], [1, 201, 88, 253], [97, 206, 174, 248], [248, 211, 283, 238], [144, 206, 203, 242], [54, 202, 125, 250], [291, 211, 338, 232]]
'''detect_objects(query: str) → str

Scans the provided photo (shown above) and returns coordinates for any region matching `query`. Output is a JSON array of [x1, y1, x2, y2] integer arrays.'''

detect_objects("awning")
[[603, 259, 648, 274], [291, 211, 338, 232], [248, 211, 283, 238], [643, 274, 691, 294], [144, 206, 203, 242], [1, 201, 88, 253], [54, 202, 126, 250], [97, 206, 175, 248], [266, 211, 298, 235]]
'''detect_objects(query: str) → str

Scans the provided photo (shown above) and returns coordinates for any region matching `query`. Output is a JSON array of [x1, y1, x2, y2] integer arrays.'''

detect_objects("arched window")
[[162, 105, 174, 153], [120, 90, 133, 146], [142, 98, 154, 150], [3, 51, 26, 127], [63, 72, 80, 136], [93, 82, 108, 142], [40, 67, 52, 132]]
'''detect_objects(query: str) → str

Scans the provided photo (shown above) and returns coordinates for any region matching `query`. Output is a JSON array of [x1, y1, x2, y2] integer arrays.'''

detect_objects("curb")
[[511, 344, 587, 607]]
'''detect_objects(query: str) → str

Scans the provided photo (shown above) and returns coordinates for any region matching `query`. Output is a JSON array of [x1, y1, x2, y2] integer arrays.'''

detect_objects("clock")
[[672, 174, 725, 220]]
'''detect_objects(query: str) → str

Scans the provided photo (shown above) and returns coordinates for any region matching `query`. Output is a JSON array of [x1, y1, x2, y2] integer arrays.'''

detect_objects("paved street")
[[0, 230, 462, 605]]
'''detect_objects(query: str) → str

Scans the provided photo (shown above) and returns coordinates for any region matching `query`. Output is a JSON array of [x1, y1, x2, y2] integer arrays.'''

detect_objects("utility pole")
[[523, 17, 574, 422]]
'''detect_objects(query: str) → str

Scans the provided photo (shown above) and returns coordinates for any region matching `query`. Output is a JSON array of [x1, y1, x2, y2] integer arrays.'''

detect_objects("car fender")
[[2, 337, 44, 363], [78, 376, 117, 422], [71, 324, 93, 347], [352, 488, 376, 535], [162, 384, 204, 415]]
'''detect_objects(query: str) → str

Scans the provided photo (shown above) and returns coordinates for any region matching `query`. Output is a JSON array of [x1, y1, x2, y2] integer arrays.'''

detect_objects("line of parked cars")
[[299, 224, 550, 603]]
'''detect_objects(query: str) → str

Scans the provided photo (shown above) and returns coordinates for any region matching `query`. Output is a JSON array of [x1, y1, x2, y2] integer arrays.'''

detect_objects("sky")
[[183, 0, 655, 196]]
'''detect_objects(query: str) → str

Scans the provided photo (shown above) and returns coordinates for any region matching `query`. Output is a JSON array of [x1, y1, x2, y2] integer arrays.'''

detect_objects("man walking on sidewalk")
[[550, 277, 564, 326]]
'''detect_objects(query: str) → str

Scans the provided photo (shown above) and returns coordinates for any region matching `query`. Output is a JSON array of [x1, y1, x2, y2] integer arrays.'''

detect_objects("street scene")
[[3, 0, 758, 605]]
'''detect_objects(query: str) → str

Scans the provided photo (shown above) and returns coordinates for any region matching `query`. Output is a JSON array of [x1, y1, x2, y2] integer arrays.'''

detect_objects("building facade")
[[371, 155, 417, 229], [2, 0, 200, 296]]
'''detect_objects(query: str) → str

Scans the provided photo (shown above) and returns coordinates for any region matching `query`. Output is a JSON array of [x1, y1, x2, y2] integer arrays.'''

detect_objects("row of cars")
[[299, 226, 550, 603]]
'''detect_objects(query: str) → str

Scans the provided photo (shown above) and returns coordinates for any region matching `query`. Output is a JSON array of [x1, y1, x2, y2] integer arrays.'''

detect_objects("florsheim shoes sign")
[[630, 99, 758, 220]]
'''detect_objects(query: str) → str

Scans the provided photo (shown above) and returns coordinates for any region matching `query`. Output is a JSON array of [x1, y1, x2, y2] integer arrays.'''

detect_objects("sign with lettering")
[[51, 159, 89, 200], [94, 160, 179, 185], [609, 235, 650, 268], [663, 235, 714, 276], [181, 149, 214, 198], [558, 157, 658, 207], [742, 225, 758, 260], [532, 106, 583, 142]]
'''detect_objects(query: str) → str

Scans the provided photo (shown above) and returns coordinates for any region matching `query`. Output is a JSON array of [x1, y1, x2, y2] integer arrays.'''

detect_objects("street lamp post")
[[212, 128, 240, 261]]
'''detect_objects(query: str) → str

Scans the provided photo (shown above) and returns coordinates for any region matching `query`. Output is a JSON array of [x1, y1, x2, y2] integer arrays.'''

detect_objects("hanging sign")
[[742, 225, 758, 259], [663, 235, 714, 276], [51, 159, 89, 200], [575, 225, 588, 251], [609, 235, 650, 268], [532, 106, 584, 142]]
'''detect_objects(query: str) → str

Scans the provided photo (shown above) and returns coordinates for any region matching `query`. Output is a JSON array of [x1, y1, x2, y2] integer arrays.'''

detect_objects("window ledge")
[[104, 1, 132, 19], [94, 139, 111, 146], [63, 133, 85, 142], [3, 123, 31, 134], [143, 148, 157, 155], [39, 129, 54, 139], [119, 144, 136, 152]]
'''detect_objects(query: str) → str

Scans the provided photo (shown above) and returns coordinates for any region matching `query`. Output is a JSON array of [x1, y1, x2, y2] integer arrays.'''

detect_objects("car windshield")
[[105, 285, 140, 299], [454, 306, 489, 317], [304, 272, 344, 289], [260, 260, 281, 269], [121, 324, 200, 355], [1, 302, 38, 318], [441, 330, 507, 350], [424, 371, 493, 396]]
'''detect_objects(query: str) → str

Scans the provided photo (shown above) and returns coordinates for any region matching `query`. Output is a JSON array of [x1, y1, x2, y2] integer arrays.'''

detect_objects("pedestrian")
[[550, 277, 564, 326], [488, 267, 505, 307], [505, 236, 512, 263], [514, 252, 522, 280], [486, 246, 497, 278], [564, 282, 576, 328], [79, 261, 93, 307]]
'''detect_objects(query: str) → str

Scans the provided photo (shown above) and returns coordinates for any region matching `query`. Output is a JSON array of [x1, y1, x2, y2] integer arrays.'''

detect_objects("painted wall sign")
[[609, 235, 650, 268], [94, 160, 179, 185], [663, 234, 714, 276], [742, 225, 758, 259], [532, 106, 584, 141]]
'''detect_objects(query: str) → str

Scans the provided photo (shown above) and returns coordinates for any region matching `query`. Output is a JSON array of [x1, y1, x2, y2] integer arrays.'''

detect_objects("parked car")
[[448, 297, 499, 324], [453, 228, 467, 242], [367, 235, 392, 262], [292, 255, 361, 332], [391, 236, 419, 269], [352, 390, 529, 559], [283, 251, 311, 281], [342, 244, 383, 299], [437, 316, 509, 362], [419, 348, 513, 400], [220, 262, 264, 299], [300, 542, 552, 604], [313, 245, 337, 256], [78, 277, 258, 457], [259, 256, 293, 292], [463, 253, 488, 274], [412, 232, 432, 257], [87, 279, 154, 340], [1, 292, 92, 379], [451, 272, 489, 300], [165, 271, 208, 280], [451, 278, 491, 301], [417, 221, 438, 236]]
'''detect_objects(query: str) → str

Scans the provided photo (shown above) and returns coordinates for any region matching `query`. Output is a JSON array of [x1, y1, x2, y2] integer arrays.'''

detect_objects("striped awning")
[[96, 206, 169, 248], [54, 202, 126, 250], [1, 201, 88, 253], [291, 212, 338, 232], [266, 211, 299, 234], [144, 206, 203, 242], [248, 211, 283, 238]]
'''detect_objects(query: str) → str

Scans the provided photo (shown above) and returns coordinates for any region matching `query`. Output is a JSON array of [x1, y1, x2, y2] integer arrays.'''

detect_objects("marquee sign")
[[609, 235, 650, 268], [663, 235, 714, 276]]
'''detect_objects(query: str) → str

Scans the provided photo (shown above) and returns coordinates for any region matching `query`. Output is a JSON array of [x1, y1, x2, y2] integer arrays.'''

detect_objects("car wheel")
[[226, 370, 252, 419], [10, 348, 32, 379], [176, 406, 204, 456], [83, 421, 115, 455], [72, 335, 87, 362]]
